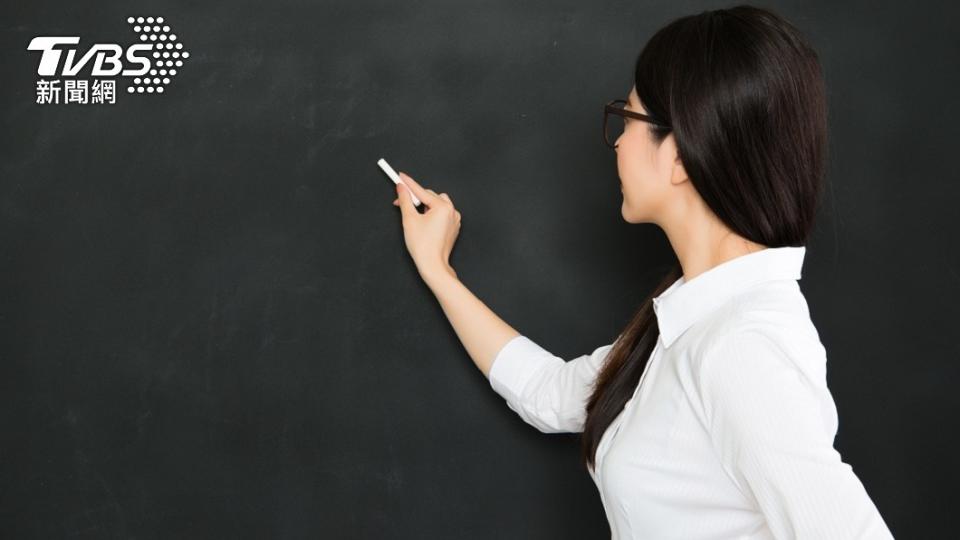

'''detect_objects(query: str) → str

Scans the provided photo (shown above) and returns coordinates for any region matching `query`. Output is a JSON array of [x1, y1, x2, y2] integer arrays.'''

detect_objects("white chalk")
[[377, 158, 422, 207]]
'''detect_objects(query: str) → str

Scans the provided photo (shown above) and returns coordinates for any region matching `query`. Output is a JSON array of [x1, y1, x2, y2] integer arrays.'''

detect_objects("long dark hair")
[[581, 5, 828, 471]]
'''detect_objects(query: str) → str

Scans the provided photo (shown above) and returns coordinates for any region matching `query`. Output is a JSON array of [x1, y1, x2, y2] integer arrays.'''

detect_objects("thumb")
[[396, 183, 416, 215]]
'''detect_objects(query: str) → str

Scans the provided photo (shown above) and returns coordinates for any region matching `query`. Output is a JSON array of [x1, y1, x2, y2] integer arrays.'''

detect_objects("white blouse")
[[488, 246, 895, 539]]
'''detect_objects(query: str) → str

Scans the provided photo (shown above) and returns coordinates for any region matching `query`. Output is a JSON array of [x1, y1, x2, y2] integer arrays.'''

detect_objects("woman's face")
[[615, 86, 688, 225]]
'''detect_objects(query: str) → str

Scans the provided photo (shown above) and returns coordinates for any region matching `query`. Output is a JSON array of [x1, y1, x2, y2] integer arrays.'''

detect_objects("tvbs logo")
[[27, 16, 190, 104], [28, 37, 152, 77]]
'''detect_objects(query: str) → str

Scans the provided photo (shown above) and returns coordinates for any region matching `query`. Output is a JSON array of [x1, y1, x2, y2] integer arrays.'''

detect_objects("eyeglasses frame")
[[603, 99, 671, 148]]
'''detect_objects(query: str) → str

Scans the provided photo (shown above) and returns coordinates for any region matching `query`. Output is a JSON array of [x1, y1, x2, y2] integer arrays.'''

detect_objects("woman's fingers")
[[429, 190, 457, 211], [390, 173, 458, 218], [398, 172, 440, 206], [393, 196, 455, 214]]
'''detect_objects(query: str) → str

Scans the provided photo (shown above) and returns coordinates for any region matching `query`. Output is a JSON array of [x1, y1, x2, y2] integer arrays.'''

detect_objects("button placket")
[[595, 338, 662, 478]]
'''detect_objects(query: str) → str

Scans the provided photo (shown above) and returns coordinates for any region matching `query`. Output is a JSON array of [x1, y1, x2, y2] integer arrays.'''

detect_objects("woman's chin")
[[620, 201, 634, 223], [621, 200, 650, 224]]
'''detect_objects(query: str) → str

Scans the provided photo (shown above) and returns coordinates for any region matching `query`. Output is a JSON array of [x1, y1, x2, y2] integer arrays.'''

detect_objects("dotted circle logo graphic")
[[125, 16, 190, 95]]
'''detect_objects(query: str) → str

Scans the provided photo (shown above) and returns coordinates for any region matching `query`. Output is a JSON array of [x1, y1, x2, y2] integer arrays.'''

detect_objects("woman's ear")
[[670, 161, 690, 186], [666, 136, 690, 186]]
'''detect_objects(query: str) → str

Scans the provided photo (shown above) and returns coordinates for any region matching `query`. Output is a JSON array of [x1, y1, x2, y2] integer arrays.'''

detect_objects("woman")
[[391, 5, 894, 539]]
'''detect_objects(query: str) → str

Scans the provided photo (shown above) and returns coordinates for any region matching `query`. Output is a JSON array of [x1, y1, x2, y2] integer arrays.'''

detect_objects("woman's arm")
[[423, 267, 520, 378], [392, 172, 612, 433], [699, 330, 896, 539], [391, 172, 520, 377], [425, 266, 615, 433]]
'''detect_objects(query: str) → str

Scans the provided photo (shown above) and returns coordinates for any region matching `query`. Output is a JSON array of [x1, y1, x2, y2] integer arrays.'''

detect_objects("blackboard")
[[2, 1, 952, 537]]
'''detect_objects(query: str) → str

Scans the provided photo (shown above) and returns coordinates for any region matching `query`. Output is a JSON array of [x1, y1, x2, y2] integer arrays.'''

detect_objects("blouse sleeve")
[[699, 330, 895, 539], [487, 334, 615, 434]]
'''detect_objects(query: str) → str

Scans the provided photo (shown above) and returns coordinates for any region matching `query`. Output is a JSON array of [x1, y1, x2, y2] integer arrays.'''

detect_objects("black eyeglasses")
[[603, 99, 671, 149]]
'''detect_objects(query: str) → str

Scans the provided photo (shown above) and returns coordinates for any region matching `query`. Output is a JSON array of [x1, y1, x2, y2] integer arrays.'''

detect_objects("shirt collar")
[[652, 246, 806, 349]]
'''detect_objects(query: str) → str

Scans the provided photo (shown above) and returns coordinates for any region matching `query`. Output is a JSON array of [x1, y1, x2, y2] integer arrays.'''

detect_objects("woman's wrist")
[[422, 261, 458, 289]]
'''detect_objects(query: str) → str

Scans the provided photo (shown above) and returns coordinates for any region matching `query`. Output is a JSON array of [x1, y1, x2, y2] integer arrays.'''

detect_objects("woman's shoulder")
[[702, 279, 818, 340], [692, 281, 828, 378]]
